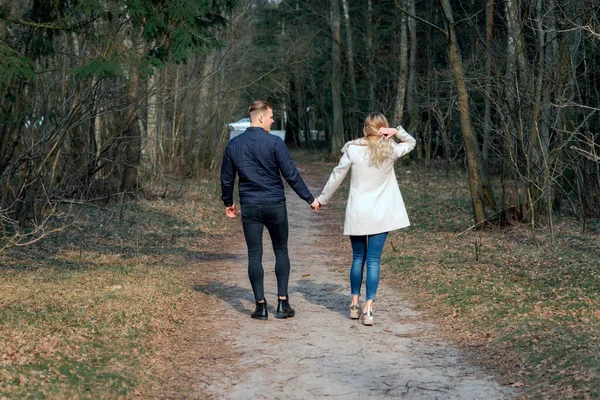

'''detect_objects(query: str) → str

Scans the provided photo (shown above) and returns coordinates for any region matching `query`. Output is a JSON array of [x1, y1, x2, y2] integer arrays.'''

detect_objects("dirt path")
[[184, 165, 514, 399]]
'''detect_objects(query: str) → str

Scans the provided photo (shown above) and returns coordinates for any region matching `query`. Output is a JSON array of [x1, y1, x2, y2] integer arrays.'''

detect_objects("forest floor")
[[1, 151, 598, 399]]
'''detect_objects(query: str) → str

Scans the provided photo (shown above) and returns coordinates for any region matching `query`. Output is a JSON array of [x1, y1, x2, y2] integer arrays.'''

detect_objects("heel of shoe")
[[359, 310, 374, 326], [275, 297, 295, 319], [251, 300, 268, 320], [275, 311, 294, 319], [350, 304, 361, 319]]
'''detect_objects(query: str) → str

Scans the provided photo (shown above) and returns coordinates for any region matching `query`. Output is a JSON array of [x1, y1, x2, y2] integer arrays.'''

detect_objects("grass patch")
[[0, 179, 234, 398], [382, 164, 600, 398]]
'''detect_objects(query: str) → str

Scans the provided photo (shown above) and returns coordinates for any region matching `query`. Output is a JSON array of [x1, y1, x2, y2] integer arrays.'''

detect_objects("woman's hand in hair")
[[377, 127, 398, 141]]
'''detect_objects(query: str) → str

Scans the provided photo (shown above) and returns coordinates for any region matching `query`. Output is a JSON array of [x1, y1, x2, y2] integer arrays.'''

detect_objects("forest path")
[[180, 162, 513, 399]]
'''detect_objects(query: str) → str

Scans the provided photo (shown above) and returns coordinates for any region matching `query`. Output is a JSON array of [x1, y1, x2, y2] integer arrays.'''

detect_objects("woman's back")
[[343, 141, 409, 235], [317, 112, 416, 235]]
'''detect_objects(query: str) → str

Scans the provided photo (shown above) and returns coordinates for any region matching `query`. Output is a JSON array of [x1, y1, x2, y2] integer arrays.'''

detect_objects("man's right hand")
[[310, 198, 321, 211], [225, 204, 237, 218]]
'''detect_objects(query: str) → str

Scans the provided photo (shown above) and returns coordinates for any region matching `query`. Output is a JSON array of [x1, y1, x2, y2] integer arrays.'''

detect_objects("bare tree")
[[366, 0, 376, 110], [438, 0, 486, 224], [481, 0, 495, 166], [330, 0, 345, 156], [394, 0, 410, 125]]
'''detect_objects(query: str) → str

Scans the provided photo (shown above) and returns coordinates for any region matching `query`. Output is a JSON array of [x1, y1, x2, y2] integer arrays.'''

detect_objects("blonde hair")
[[363, 112, 393, 167]]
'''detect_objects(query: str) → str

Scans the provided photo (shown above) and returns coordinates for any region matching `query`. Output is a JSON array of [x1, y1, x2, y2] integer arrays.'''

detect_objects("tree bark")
[[394, 0, 409, 125], [169, 65, 181, 169], [146, 71, 159, 171], [198, 51, 218, 171], [341, 0, 359, 138], [482, 0, 495, 167], [506, 0, 529, 89], [341, 0, 358, 104], [285, 79, 300, 147], [438, 0, 486, 224], [121, 73, 141, 193], [121, 29, 143, 194], [329, 0, 344, 156], [342, 0, 358, 138], [406, 0, 419, 132], [366, 0, 376, 110]]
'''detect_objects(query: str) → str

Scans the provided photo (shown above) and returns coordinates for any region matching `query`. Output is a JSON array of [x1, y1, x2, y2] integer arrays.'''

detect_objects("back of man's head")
[[249, 100, 272, 122]]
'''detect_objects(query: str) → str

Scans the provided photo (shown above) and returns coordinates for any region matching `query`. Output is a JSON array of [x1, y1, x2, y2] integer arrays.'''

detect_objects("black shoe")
[[251, 300, 268, 320], [275, 296, 295, 319]]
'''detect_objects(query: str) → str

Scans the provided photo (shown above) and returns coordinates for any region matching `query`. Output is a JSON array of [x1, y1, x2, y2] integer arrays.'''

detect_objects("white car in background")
[[228, 117, 251, 131], [228, 117, 286, 142]]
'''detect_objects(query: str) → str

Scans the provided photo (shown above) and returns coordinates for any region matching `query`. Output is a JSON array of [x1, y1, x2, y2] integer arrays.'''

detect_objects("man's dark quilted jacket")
[[220, 127, 315, 206]]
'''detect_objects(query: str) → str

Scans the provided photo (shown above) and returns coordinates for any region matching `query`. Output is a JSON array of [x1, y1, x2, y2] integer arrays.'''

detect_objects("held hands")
[[310, 198, 322, 211], [227, 200, 320, 217], [225, 204, 237, 218], [377, 127, 398, 141]]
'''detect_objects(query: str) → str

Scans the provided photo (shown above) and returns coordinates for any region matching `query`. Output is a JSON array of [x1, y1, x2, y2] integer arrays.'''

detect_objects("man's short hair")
[[248, 100, 272, 119]]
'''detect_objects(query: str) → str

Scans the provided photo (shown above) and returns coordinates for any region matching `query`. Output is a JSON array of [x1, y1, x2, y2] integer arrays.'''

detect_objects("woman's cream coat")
[[318, 127, 416, 236]]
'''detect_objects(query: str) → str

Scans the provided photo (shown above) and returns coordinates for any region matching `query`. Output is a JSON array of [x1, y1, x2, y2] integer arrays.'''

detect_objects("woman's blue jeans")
[[349, 232, 388, 301]]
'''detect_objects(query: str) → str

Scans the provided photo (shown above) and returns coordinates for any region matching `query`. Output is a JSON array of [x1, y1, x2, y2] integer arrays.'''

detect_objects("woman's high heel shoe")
[[350, 304, 361, 319]]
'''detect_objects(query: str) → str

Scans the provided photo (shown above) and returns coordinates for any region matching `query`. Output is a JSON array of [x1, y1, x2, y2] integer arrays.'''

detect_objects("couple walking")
[[220, 100, 416, 325]]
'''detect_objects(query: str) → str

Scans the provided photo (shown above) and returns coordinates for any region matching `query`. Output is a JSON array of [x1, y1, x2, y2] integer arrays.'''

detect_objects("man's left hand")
[[225, 204, 237, 218]]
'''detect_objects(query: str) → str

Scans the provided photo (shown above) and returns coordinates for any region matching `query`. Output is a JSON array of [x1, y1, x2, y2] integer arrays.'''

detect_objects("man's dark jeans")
[[241, 202, 290, 301]]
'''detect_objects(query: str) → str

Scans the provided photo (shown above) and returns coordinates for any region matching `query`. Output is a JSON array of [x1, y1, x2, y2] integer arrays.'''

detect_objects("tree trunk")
[[146, 71, 159, 172], [285, 79, 300, 147], [394, 0, 409, 125], [121, 75, 141, 193], [121, 30, 142, 193], [341, 0, 358, 105], [296, 78, 306, 147], [482, 0, 495, 167], [540, 0, 558, 158], [329, 0, 344, 156], [366, 0, 376, 110], [198, 51, 218, 171], [169, 65, 180, 171], [341, 0, 358, 138], [406, 0, 419, 132], [438, 0, 486, 224]]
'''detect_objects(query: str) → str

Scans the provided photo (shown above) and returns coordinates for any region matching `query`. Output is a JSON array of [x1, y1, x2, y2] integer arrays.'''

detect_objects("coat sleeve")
[[392, 125, 416, 160], [274, 139, 315, 204], [318, 150, 352, 205], [220, 145, 236, 207]]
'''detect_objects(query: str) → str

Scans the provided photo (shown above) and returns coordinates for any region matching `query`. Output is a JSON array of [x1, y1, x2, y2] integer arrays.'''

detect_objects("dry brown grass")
[[296, 151, 600, 398], [2, 153, 598, 399], [0, 180, 241, 398], [379, 165, 600, 399]]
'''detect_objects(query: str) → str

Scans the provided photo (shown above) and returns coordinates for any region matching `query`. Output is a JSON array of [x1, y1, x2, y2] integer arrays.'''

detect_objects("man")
[[220, 100, 319, 320]]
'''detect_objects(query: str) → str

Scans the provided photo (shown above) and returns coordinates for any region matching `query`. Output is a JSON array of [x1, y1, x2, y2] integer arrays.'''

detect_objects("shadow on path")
[[194, 282, 278, 316], [291, 279, 349, 318], [194, 282, 254, 316]]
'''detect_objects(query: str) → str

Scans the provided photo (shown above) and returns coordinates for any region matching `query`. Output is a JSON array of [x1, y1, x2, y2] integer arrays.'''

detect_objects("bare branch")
[[571, 146, 600, 163], [394, 0, 448, 37]]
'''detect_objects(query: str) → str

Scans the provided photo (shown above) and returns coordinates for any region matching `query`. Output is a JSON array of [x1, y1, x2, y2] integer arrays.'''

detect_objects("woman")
[[316, 113, 415, 325]]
